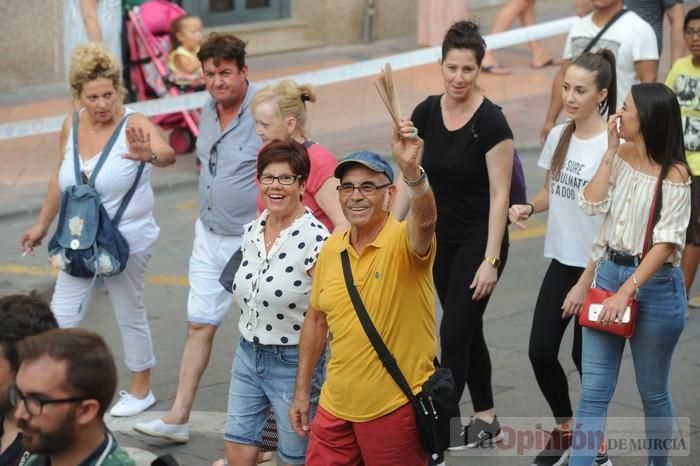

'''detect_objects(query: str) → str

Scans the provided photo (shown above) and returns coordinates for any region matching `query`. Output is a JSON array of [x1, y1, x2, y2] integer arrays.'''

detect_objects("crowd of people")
[[3, 1, 700, 466]]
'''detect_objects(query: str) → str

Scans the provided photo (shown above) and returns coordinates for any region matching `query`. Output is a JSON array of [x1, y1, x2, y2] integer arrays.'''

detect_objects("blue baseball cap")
[[334, 150, 394, 183]]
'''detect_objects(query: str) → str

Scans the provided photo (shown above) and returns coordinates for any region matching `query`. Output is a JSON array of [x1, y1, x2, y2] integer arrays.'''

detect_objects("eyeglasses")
[[259, 174, 301, 185], [8, 384, 91, 416], [684, 28, 700, 39], [337, 182, 392, 195]]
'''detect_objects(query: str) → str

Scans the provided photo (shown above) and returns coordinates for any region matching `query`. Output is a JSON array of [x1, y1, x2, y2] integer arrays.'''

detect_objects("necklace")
[[263, 207, 305, 250], [264, 230, 276, 249]]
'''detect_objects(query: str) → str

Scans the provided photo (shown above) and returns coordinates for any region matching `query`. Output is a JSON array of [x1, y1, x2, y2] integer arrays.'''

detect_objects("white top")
[[562, 10, 658, 109], [234, 208, 328, 345], [538, 123, 607, 267], [58, 109, 159, 254], [578, 156, 691, 266], [63, 0, 123, 75]]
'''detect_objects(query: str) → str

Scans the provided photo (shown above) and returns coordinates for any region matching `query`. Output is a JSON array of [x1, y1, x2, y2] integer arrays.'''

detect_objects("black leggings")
[[434, 241, 508, 413], [528, 259, 583, 425]]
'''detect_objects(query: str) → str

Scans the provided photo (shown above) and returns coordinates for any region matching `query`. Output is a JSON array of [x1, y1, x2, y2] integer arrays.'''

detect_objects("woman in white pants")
[[20, 43, 175, 417]]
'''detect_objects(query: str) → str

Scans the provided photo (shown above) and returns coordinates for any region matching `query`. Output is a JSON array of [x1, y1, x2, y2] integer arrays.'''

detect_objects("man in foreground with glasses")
[[289, 121, 439, 465], [12, 328, 134, 465], [667, 6, 700, 304], [0, 293, 57, 466], [135, 31, 262, 443]]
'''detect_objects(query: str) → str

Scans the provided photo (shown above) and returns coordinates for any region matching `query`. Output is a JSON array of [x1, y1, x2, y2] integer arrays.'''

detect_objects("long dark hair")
[[550, 49, 617, 176], [631, 82, 697, 243]]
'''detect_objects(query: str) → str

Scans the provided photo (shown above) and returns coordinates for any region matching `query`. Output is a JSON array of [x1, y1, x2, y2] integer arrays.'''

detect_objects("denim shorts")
[[225, 337, 325, 465]]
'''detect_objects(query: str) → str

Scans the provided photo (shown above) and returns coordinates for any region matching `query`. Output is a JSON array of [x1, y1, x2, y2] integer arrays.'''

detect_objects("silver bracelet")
[[407, 179, 431, 199], [403, 166, 427, 187]]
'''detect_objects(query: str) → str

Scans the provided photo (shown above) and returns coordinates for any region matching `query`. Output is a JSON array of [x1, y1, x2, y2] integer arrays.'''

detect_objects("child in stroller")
[[126, 0, 201, 155], [168, 15, 204, 87]]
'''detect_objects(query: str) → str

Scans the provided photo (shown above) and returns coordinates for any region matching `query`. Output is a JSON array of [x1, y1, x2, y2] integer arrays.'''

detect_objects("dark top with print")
[[411, 95, 513, 244], [0, 417, 29, 466]]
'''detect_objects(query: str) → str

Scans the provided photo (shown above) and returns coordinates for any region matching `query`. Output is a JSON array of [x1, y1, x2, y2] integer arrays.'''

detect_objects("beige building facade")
[[1, 0, 498, 92]]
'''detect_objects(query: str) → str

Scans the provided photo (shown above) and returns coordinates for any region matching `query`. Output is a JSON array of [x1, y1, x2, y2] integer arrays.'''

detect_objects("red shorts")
[[306, 403, 428, 466]]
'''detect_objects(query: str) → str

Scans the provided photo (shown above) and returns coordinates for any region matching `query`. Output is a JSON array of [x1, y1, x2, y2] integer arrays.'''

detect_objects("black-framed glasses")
[[259, 174, 301, 185], [8, 384, 91, 416], [684, 28, 700, 39], [337, 182, 392, 195]]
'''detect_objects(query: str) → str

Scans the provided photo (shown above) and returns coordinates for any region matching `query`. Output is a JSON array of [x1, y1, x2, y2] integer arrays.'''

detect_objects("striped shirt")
[[579, 155, 691, 266]]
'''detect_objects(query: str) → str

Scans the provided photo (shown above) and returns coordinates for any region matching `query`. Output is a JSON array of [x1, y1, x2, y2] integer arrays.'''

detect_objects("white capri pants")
[[187, 218, 242, 326], [50, 249, 156, 372]]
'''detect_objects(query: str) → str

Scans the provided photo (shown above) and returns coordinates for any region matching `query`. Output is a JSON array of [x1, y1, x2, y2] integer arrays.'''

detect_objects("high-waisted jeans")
[[570, 258, 687, 466]]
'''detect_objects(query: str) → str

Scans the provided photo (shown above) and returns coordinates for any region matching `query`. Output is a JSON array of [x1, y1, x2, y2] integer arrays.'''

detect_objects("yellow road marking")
[[509, 223, 547, 241], [0, 264, 188, 287], [1, 224, 546, 287], [176, 200, 198, 210]]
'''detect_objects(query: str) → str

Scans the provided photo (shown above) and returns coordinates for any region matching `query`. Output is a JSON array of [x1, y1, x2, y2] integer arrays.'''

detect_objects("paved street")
[[1, 149, 698, 465], [1, 0, 698, 464]]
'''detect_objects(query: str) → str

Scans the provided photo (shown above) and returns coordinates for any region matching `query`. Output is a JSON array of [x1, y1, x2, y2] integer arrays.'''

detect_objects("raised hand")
[[607, 112, 622, 154], [124, 125, 153, 162], [391, 118, 422, 176]]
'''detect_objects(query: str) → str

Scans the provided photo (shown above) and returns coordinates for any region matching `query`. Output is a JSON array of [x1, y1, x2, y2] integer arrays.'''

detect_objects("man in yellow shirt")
[[666, 6, 700, 301], [289, 122, 437, 465]]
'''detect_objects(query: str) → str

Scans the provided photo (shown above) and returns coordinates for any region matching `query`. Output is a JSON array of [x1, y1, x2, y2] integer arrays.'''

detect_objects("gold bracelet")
[[632, 273, 639, 295]]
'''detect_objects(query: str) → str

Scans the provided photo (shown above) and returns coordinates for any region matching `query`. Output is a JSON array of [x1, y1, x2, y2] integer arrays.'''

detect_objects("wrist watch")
[[148, 152, 158, 164], [484, 256, 501, 268]]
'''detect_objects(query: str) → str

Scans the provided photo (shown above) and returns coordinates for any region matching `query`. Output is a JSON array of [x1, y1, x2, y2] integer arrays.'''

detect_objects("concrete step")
[[205, 18, 325, 56]]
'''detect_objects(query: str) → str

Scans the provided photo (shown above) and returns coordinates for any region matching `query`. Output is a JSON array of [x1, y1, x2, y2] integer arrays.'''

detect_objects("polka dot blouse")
[[234, 208, 329, 345]]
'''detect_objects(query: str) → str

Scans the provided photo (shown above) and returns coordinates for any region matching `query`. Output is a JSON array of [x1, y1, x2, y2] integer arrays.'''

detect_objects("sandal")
[[481, 64, 512, 75]]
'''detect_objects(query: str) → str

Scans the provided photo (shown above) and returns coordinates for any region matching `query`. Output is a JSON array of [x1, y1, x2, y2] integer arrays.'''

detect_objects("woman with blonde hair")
[[252, 80, 347, 232], [20, 43, 175, 417]]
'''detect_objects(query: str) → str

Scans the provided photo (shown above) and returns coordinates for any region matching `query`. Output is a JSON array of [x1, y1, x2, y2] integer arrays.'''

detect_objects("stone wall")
[[0, 0, 64, 92]]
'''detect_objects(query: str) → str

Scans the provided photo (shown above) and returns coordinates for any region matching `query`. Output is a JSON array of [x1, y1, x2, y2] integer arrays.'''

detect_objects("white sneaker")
[[133, 418, 190, 443], [109, 390, 155, 417]]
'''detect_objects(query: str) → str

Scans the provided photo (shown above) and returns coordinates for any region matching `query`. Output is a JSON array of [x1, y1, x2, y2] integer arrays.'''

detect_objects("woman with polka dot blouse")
[[223, 139, 328, 466]]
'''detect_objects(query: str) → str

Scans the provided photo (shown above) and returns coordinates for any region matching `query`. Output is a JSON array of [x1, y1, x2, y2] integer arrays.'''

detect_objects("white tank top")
[[58, 108, 159, 254]]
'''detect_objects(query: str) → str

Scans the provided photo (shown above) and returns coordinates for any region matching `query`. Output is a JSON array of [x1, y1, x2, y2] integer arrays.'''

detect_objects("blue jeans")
[[225, 337, 325, 465], [570, 259, 687, 466]]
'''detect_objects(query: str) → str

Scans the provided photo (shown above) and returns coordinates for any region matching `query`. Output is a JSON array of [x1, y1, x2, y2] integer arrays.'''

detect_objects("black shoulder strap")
[[582, 8, 629, 54], [339, 249, 417, 402]]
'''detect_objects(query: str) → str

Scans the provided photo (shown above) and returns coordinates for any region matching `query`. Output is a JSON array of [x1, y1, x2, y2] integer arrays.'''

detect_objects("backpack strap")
[[112, 160, 146, 226], [88, 115, 130, 187], [71, 111, 130, 187], [72, 112, 83, 185]]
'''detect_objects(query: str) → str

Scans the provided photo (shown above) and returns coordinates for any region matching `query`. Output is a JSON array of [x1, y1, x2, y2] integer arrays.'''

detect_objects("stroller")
[[125, 0, 200, 154]]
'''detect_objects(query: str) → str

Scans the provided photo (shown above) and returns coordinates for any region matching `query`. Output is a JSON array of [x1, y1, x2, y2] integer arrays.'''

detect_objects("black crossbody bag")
[[582, 8, 629, 54], [340, 249, 460, 464]]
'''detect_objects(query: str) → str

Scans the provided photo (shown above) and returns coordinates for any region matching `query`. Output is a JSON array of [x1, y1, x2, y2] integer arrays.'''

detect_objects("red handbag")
[[578, 175, 661, 339], [579, 287, 638, 338]]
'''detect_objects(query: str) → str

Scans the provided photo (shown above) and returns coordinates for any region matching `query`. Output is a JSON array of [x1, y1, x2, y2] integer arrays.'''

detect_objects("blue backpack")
[[48, 112, 145, 279]]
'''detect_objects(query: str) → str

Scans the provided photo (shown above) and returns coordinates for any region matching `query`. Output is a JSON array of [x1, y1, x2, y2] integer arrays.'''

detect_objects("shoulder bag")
[[340, 249, 460, 465], [578, 174, 661, 338]]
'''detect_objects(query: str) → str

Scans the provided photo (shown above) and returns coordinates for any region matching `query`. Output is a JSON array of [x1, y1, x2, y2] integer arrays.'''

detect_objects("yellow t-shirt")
[[665, 55, 700, 175], [311, 216, 437, 422], [167, 45, 202, 77]]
